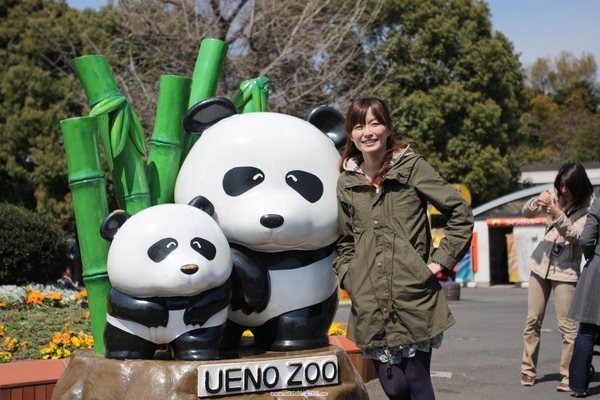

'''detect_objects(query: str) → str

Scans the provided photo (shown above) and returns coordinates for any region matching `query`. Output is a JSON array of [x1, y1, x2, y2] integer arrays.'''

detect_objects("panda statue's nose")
[[260, 214, 284, 228], [180, 264, 199, 275]]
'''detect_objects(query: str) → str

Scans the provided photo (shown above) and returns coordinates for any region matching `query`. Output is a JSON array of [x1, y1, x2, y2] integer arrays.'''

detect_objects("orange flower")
[[0, 303, 6, 308], [75, 289, 88, 300], [51, 293, 63, 301], [0, 325, 4, 336], [52, 332, 62, 345]]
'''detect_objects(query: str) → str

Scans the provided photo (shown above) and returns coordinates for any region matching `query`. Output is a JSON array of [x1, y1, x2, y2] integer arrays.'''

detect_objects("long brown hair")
[[339, 98, 411, 183], [555, 163, 593, 210]]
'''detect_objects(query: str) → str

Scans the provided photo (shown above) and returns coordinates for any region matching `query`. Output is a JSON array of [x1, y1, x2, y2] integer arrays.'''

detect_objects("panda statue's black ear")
[[100, 210, 132, 242], [189, 196, 215, 217], [304, 105, 346, 150], [183, 97, 238, 135]]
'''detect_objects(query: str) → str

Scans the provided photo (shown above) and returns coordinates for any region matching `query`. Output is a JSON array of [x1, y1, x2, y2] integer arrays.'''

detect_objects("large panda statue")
[[100, 199, 232, 360], [174, 97, 345, 351]]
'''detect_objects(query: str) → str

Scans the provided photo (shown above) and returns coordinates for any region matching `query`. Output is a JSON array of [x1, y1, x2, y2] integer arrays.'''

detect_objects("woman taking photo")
[[519, 163, 594, 392], [334, 98, 474, 400]]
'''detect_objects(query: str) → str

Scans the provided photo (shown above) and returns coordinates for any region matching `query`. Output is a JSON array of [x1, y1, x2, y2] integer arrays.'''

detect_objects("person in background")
[[520, 163, 595, 392], [334, 97, 474, 400], [568, 196, 600, 397], [57, 266, 78, 289]]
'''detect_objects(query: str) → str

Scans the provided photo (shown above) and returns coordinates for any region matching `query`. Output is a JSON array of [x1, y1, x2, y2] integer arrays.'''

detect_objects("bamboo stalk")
[[71, 55, 151, 215], [146, 75, 192, 205], [181, 38, 229, 160], [60, 116, 110, 354]]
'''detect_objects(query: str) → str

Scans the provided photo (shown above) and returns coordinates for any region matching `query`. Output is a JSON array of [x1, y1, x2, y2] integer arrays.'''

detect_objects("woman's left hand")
[[428, 262, 443, 275], [544, 199, 562, 219]]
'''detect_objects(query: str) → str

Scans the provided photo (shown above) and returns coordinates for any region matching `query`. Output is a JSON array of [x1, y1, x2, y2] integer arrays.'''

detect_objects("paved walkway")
[[337, 285, 600, 399]]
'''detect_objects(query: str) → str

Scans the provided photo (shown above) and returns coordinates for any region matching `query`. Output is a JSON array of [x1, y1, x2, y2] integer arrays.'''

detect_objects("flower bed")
[[0, 284, 93, 362]]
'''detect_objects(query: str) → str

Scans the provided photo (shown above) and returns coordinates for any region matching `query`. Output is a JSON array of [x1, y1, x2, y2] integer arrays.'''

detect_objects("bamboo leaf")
[[232, 81, 253, 110], [121, 103, 131, 147], [89, 95, 126, 117], [111, 106, 127, 157], [128, 105, 147, 156]]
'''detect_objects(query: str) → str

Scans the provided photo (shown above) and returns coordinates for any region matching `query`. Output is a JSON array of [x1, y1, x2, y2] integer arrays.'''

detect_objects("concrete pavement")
[[336, 285, 600, 399]]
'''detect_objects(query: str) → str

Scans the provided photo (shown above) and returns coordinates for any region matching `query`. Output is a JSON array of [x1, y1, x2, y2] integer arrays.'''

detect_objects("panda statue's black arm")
[[107, 288, 169, 327], [183, 280, 232, 326], [229, 245, 270, 315]]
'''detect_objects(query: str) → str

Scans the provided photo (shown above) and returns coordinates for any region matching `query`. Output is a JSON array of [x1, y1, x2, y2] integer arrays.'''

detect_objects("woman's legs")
[[552, 280, 577, 385], [569, 323, 600, 394], [373, 351, 435, 400], [522, 272, 552, 379]]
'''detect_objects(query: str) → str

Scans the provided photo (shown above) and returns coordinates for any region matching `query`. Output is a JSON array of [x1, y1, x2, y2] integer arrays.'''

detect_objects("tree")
[[523, 52, 600, 164], [90, 0, 384, 130], [0, 0, 113, 228], [363, 0, 529, 205]]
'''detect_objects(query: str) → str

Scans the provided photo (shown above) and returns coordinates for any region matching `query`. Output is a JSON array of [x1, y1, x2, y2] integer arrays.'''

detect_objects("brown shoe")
[[521, 374, 535, 386], [557, 382, 572, 392]]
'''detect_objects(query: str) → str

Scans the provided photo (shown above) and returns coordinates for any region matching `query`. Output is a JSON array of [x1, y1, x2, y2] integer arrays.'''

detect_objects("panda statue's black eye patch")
[[148, 238, 178, 263], [286, 170, 323, 203], [191, 237, 216, 260], [223, 166, 264, 196]]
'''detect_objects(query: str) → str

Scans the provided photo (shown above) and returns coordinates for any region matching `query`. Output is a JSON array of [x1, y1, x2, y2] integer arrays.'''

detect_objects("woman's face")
[[559, 179, 573, 203], [350, 108, 390, 159]]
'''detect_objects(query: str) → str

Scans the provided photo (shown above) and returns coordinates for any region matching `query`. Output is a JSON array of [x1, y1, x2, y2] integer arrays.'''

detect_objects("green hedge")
[[0, 203, 69, 284]]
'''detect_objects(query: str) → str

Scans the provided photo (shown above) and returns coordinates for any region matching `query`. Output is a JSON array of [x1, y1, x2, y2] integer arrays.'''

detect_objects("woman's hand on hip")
[[428, 262, 442, 275]]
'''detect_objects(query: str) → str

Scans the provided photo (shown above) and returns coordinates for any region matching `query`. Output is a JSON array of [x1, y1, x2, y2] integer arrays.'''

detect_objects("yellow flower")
[[71, 336, 81, 347], [328, 322, 347, 336], [20, 341, 31, 349]]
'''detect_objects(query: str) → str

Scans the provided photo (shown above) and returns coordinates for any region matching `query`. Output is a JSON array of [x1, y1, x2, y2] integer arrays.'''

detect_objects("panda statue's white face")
[[106, 204, 232, 297], [174, 112, 341, 252]]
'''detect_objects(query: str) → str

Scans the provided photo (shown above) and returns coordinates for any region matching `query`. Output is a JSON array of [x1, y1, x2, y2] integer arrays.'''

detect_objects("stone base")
[[52, 345, 368, 400]]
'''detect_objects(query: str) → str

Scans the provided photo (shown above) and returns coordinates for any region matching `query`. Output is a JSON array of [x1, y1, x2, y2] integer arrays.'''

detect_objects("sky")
[[67, 0, 600, 68]]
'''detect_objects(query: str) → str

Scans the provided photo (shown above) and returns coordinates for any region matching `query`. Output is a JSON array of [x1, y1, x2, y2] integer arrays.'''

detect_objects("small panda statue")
[[100, 198, 232, 360], [174, 97, 345, 351]]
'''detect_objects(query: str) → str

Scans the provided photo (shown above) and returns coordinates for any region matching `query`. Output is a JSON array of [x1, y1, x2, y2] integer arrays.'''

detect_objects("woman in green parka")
[[334, 98, 474, 400]]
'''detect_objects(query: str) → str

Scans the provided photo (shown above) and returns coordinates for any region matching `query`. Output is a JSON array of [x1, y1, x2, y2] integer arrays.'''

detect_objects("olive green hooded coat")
[[334, 148, 474, 349]]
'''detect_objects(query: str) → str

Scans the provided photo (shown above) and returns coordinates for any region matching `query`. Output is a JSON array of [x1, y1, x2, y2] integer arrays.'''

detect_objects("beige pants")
[[521, 272, 577, 383]]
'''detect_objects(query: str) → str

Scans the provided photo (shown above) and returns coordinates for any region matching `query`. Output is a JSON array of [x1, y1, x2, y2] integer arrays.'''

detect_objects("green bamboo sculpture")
[[181, 38, 229, 159], [60, 117, 111, 354], [232, 76, 270, 113], [64, 38, 231, 355], [71, 55, 151, 215], [146, 75, 192, 205]]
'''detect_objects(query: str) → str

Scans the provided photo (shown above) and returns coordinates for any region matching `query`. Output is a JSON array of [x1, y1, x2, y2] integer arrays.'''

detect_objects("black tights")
[[373, 350, 435, 400]]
